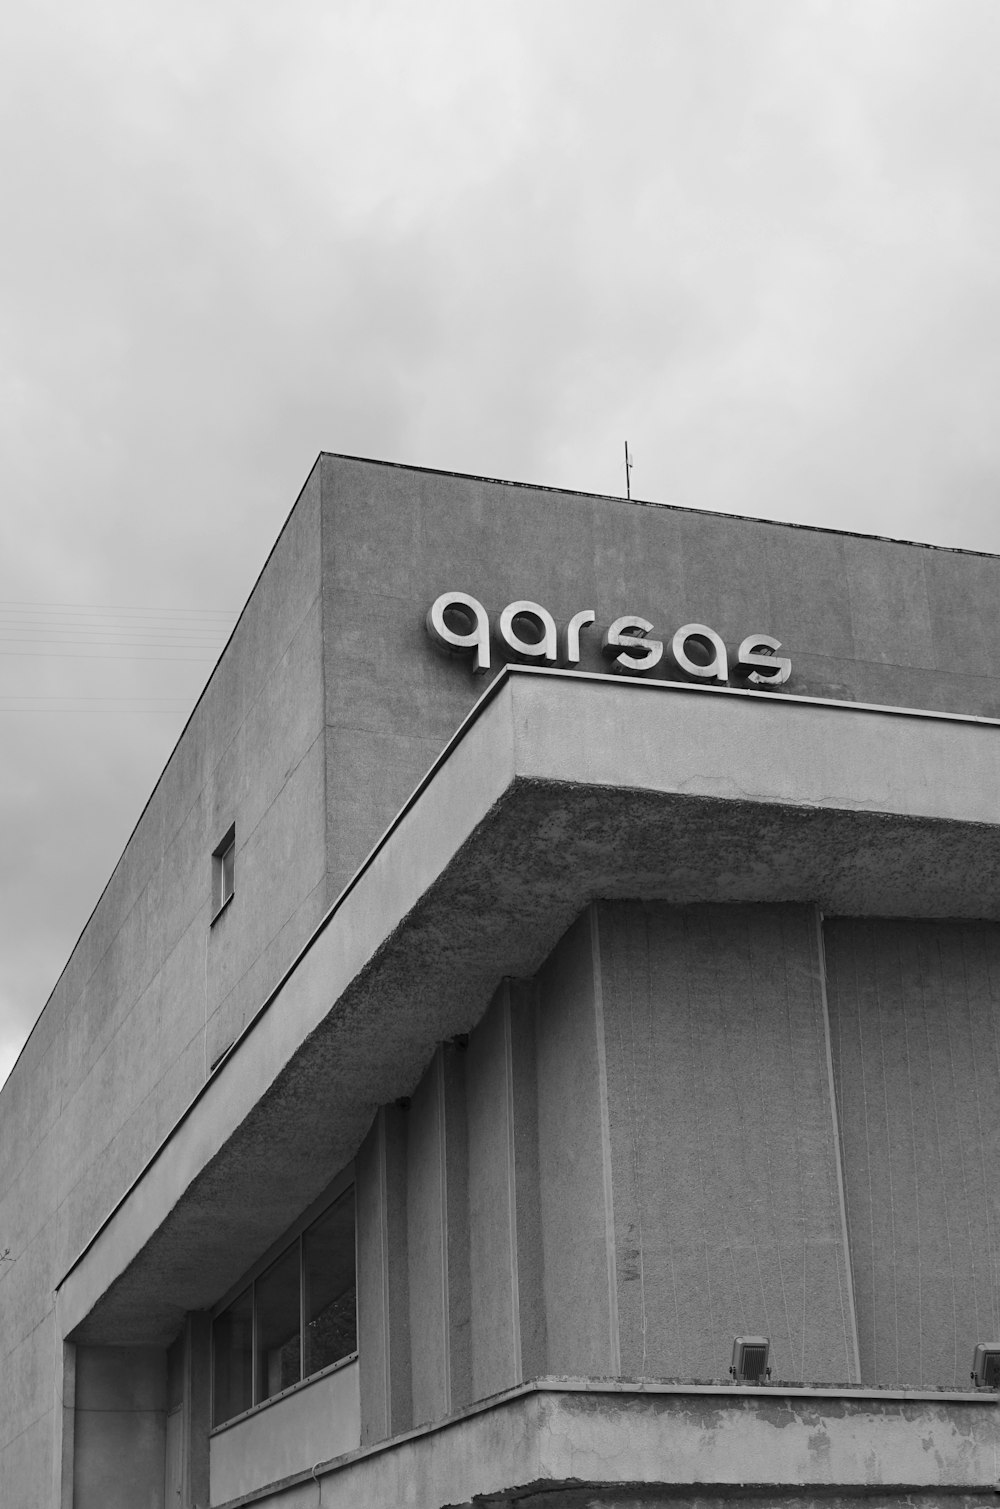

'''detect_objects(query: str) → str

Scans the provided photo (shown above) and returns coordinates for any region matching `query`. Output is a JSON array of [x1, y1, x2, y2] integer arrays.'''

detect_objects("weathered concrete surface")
[[599, 902, 858, 1386], [11, 455, 1000, 1503], [825, 918, 1000, 1389], [209, 1358, 359, 1504], [0, 463, 329, 1505], [57, 672, 1000, 1350], [204, 1381, 1000, 1509], [73, 1346, 166, 1509], [317, 454, 1000, 916]]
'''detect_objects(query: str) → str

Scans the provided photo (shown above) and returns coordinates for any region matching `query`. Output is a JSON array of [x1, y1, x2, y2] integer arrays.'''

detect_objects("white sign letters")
[[426, 593, 791, 687]]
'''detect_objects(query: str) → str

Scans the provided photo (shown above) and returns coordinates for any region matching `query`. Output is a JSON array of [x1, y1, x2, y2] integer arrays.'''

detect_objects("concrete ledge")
[[207, 1377, 1000, 1508], [57, 670, 1000, 1345]]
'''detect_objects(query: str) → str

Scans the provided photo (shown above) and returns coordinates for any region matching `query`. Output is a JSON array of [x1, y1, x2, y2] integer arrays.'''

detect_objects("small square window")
[[212, 825, 236, 920]]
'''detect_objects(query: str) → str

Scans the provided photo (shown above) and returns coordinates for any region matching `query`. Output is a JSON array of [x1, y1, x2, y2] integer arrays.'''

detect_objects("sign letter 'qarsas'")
[[426, 593, 791, 687]]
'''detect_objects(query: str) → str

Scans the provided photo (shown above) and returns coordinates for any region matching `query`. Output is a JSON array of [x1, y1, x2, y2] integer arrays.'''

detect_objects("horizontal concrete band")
[[57, 670, 1000, 1345], [209, 1379, 1000, 1509]]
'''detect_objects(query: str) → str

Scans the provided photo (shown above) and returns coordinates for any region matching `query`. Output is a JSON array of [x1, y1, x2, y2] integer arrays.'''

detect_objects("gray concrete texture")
[[598, 901, 858, 1387], [5, 455, 1000, 1502], [1, 465, 329, 1503], [191, 1381, 1000, 1509], [56, 671, 1000, 1354], [72, 1346, 166, 1509], [346, 900, 860, 1449], [318, 455, 1000, 904], [208, 1358, 359, 1503], [825, 918, 1000, 1388]]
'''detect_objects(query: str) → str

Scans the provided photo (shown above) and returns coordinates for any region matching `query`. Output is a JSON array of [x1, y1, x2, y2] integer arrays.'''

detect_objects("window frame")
[[211, 824, 236, 923], [210, 1164, 356, 1429]]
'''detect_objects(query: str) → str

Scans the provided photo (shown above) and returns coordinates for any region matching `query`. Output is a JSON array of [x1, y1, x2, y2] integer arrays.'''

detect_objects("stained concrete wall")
[[347, 897, 1000, 1441], [0, 465, 328, 1504], [208, 1358, 359, 1503], [73, 1347, 166, 1509], [598, 901, 858, 1385], [183, 1381, 1000, 1509], [355, 901, 859, 1449], [318, 454, 1000, 903], [825, 917, 1000, 1387], [7, 455, 1000, 1504]]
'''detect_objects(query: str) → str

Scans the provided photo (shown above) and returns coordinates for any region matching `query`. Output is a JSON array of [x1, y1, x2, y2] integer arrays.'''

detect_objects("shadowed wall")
[[825, 917, 1000, 1387]]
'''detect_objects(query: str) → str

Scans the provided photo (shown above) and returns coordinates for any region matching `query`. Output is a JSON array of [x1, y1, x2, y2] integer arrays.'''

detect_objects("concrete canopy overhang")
[[58, 667, 1000, 1346]]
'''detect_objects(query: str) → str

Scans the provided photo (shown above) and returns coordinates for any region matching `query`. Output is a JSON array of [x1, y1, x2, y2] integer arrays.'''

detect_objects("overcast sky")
[[3, 0, 1000, 1087]]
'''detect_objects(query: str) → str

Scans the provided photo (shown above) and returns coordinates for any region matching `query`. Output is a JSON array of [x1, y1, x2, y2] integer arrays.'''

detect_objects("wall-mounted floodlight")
[[730, 1336, 771, 1384], [971, 1344, 1000, 1388]]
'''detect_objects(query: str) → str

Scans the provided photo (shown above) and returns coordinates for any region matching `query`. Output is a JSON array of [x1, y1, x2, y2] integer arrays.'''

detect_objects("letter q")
[[426, 592, 491, 674]]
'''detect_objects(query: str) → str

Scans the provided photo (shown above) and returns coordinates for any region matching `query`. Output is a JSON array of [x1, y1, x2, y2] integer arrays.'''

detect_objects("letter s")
[[736, 634, 791, 686], [602, 616, 664, 674]]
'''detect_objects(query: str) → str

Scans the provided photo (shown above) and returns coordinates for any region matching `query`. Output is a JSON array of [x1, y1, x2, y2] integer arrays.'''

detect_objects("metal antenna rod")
[[624, 441, 633, 500]]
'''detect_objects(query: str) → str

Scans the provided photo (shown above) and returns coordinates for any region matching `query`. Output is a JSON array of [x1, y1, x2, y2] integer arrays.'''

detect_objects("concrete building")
[[2, 453, 1000, 1509]]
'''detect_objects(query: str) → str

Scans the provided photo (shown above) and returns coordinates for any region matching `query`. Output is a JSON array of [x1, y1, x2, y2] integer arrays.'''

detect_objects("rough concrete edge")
[[207, 1374, 1000, 1509], [317, 451, 1000, 561]]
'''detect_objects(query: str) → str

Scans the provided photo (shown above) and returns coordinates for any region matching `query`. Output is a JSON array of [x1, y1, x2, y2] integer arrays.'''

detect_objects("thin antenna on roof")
[[624, 441, 633, 500]]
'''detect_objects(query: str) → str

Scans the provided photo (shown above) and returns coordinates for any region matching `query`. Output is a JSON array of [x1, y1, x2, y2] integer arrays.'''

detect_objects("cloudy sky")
[[2, 0, 1000, 1086]]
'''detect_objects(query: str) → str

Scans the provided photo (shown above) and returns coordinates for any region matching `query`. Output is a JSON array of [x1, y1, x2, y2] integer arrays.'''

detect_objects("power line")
[[0, 599, 237, 614], [0, 707, 191, 714], [0, 620, 230, 632], [0, 638, 225, 648], [0, 651, 214, 661], [0, 693, 193, 700]]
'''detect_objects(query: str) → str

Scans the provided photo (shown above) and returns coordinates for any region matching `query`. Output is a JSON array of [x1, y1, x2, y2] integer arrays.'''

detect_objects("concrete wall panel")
[[0, 467, 328, 1496], [406, 1054, 448, 1426], [209, 1359, 359, 1504], [825, 918, 1000, 1387], [355, 1106, 412, 1447], [535, 912, 619, 1377], [73, 1346, 167, 1509], [509, 981, 546, 1382], [441, 1042, 473, 1411], [467, 987, 520, 1399], [598, 901, 858, 1385], [319, 455, 1000, 906], [10, 456, 1000, 1501], [355, 1116, 387, 1448]]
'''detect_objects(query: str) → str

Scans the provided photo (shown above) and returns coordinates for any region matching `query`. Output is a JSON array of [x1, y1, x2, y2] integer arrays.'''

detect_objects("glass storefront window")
[[255, 1241, 301, 1403], [212, 1285, 252, 1425], [212, 1184, 356, 1427], [303, 1189, 357, 1377]]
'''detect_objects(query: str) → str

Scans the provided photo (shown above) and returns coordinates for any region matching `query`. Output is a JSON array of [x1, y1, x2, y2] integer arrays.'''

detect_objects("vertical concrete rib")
[[508, 980, 546, 1381], [502, 990, 523, 1381], [591, 904, 622, 1376], [53, 1331, 75, 1509], [435, 1049, 452, 1415], [467, 985, 522, 1398], [357, 1104, 411, 1442], [382, 1103, 412, 1434], [441, 1041, 472, 1411], [815, 908, 862, 1384], [377, 1108, 392, 1433]]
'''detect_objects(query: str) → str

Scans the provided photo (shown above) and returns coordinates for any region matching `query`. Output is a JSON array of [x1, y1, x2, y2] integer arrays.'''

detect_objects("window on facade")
[[211, 1186, 356, 1428], [256, 1244, 300, 1403], [212, 825, 236, 919], [212, 1285, 253, 1425], [303, 1190, 357, 1376]]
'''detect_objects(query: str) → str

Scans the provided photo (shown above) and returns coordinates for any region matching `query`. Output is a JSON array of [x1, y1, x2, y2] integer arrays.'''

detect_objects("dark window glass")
[[256, 1242, 301, 1403], [212, 1285, 252, 1426], [220, 839, 235, 906], [302, 1187, 357, 1378]]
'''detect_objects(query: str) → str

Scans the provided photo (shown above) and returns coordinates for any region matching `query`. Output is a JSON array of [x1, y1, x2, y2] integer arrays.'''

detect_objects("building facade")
[[2, 453, 1000, 1507]]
